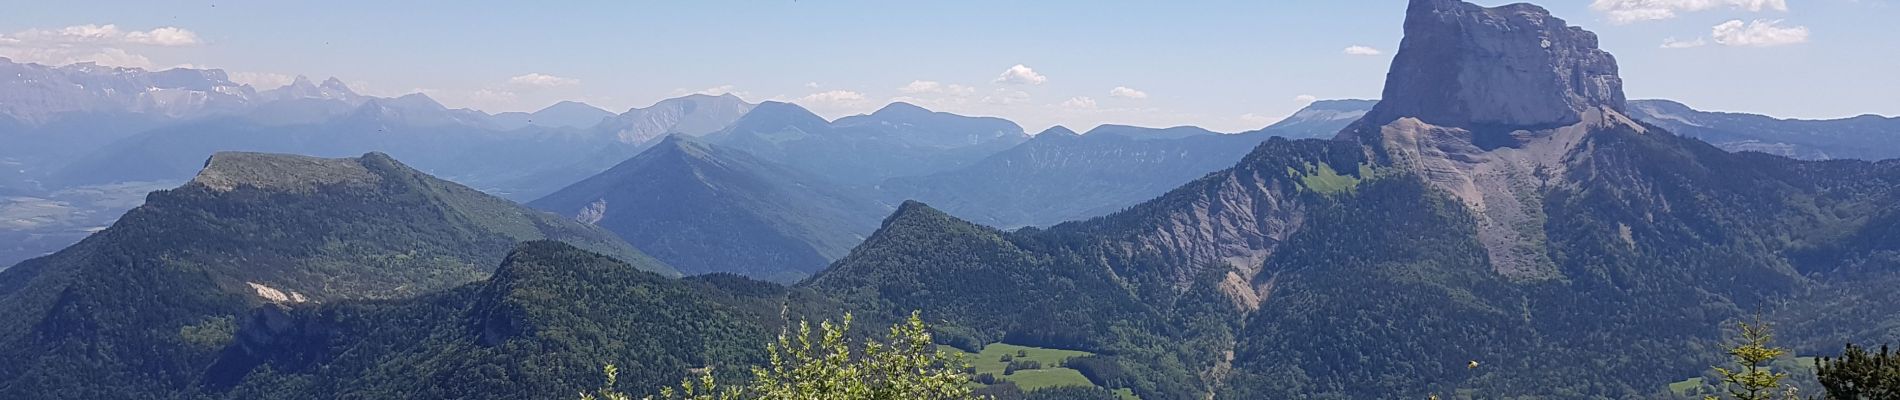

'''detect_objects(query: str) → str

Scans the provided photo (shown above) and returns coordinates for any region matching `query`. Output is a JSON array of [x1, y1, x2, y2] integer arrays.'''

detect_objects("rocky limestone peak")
[[1366, 0, 1625, 130], [1336, 0, 1647, 281], [288, 75, 316, 88], [318, 77, 351, 91]]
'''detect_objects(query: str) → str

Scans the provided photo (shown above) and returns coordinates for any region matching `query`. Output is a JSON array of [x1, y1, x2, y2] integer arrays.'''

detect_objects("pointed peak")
[[316, 78, 357, 95], [641, 134, 715, 160], [734, 101, 828, 126], [872, 101, 932, 116], [289, 75, 316, 87], [536, 100, 607, 114], [883, 200, 951, 227], [387, 93, 446, 109], [1035, 125, 1080, 137], [655, 133, 699, 147]]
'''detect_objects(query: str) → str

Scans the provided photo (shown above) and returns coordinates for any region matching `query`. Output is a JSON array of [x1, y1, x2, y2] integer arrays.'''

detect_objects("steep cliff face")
[[1054, 138, 1366, 306], [808, 1, 1898, 398], [1364, 0, 1624, 131], [1341, 0, 1649, 278]]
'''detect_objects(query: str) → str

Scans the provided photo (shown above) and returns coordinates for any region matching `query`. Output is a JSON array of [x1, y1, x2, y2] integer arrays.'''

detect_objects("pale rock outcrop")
[[1342, 0, 1644, 279], [1360, 0, 1625, 131]]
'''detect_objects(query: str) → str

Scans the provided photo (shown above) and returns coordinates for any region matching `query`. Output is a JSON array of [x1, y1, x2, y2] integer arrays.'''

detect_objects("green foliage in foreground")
[[1705, 321, 1798, 400], [1817, 343, 1900, 399], [587, 312, 981, 400]]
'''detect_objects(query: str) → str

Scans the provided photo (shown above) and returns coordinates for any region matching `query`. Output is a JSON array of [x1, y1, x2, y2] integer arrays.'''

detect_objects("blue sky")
[[2, 0, 1893, 132]]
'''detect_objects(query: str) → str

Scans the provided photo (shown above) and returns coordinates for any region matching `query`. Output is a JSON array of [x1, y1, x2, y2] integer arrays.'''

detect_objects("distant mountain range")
[[495, 94, 760, 201], [1261, 99, 1377, 139], [532, 135, 885, 282], [490, 100, 615, 130], [1627, 99, 1900, 160], [1275, 98, 1900, 161], [882, 126, 1276, 227], [704, 101, 1029, 185], [3, 0, 1900, 399]]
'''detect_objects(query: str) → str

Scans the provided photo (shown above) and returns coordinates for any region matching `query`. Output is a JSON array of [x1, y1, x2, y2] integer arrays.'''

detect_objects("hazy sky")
[[2, 0, 1893, 132]]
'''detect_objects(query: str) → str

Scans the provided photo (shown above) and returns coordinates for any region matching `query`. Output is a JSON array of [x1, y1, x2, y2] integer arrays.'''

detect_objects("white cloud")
[[415, 87, 521, 112], [797, 90, 866, 103], [1590, 0, 1789, 23], [470, 88, 519, 103], [0, 24, 204, 68], [1108, 86, 1148, 99], [793, 90, 869, 111], [805, 82, 822, 89], [1660, 37, 1709, 48], [507, 73, 579, 88], [982, 89, 1031, 105], [899, 80, 977, 96], [1295, 94, 1319, 103], [124, 26, 201, 46], [673, 84, 748, 98], [232, 72, 295, 88], [1711, 19, 1809, 46], [0, 47, 154, 68], [4, 24, 203, 47], [1060, 96, 1098, 110], [791, 90, 875, 118], [993, 64, 1047, 85], [1343, 45, 1383, 56]]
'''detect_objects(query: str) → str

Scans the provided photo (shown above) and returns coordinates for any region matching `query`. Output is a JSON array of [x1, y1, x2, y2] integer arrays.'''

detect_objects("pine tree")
[[1707, 321, 1791, 400], [1817, 343, 1900, 399]]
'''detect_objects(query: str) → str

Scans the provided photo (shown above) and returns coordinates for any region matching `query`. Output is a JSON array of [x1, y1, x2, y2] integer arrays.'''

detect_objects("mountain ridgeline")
[[1627, 99, 1900, 160], [2, 0, 1899, 398], [0, 152, 673, 399], [531, 135, 885, 282], [881, 126, 1279, 228], [807, 0, 1900, 398], [704, 101, 1030, 185], [204, 241, 835, 400]]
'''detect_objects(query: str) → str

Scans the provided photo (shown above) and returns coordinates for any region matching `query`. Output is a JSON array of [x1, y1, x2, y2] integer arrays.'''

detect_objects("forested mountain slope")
[[205, 241, 832, 400], [533, 135, 886, 282], [803, 0, 1900, 398], [0, 152, 671, 399]]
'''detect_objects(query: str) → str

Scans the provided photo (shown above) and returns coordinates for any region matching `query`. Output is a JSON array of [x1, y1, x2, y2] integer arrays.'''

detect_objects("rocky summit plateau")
[[1366, 0, 1626, 131]]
